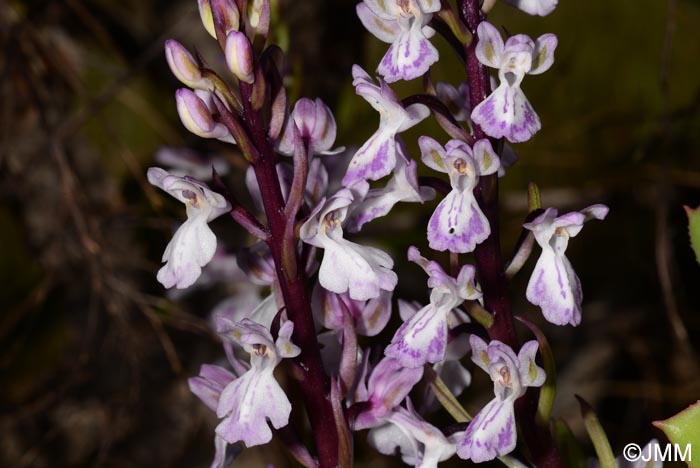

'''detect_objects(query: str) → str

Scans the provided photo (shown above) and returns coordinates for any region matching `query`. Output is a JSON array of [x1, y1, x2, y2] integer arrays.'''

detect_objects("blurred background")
[[1, 0, 700, 466]]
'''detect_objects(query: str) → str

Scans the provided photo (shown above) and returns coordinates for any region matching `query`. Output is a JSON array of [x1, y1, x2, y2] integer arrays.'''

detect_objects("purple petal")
[[456, 398, 517, 462], [471, 83, 541, 143], [377, 24, 439, 83], [385, 304, 448, 368], [427, 190, 490, 253], [342, 130, 396, 185], [526, 249, 582, 326], [216, 369, 291, 447]]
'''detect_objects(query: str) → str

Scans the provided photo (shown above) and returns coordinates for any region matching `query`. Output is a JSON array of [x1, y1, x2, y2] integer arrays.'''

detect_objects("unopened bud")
[[165, 40, 209, 90], [225, 31, 254, 84], [278, 98, 337, 155], [208, 0, 240, 37], [175, 88, 229, 139], [247, 0, 270, 39]]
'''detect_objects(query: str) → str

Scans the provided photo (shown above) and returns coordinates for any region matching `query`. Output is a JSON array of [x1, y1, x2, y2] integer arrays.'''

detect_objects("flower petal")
[[456, 398, 517, 462], [385, 304, 448, 368], [357, 3, 401, 43], [475, 22, 505, 69], [526, 249, 582, 326], [471, 83, 541, 143], [427, 190, 490, 253], [529, 33, 558, 75], [377, 23, 439, 83]]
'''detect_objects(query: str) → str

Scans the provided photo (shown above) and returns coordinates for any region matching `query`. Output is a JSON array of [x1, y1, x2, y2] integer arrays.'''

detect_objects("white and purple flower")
[[147, 167, 231, 289], [357, 0, 441, 83], [342, 66, 429, 185], [345, 154, 435, 232], [214, 318, 301, 447], [385, 247, 481, 368], [353, 356, 424, 430], [418, 136, 500, 253], [368, 399, 458, 468], [300, 189, 398, 301], [524, 204, 609, 326], [456, 337, 545, 462], [470, 21, 557, 143]]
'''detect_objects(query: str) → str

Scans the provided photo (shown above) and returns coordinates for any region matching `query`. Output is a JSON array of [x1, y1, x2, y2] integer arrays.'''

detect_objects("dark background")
[[2, 0, 700, 466]]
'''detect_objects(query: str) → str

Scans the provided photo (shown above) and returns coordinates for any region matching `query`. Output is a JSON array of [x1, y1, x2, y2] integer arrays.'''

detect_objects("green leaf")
[[554, 419, 586, 468], [684, 206, 700, 264], [653, 400, 700, 468], [577, 395, 616, 468]]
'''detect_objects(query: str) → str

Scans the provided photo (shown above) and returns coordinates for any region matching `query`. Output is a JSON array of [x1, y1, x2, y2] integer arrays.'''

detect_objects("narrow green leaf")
[[577, 395, 616, 468], [528, 182, 542, 212], [554, 419, 586, 468]]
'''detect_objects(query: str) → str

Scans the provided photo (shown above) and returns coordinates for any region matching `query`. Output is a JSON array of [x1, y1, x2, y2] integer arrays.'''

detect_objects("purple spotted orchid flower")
[[470, 21, 558, 143], [524, 204, 609, 326], [357, 0, 441, 83], [353, 355, 424, 430], [368, 399, 458, 468], [398, 300, 472, 412], [342, 66, 429, 185], [214, 318, 301, 447], [385, 247, 481, 368], [345, 154, 435, 232], [418, 136, 500, 253], [147, 168, 231, 289], [456, 337, 545, 462], [277, 97, 344, 156], [300, 189, 398, 301]]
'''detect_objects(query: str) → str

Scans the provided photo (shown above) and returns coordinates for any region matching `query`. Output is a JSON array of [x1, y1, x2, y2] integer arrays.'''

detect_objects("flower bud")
[[204, 0, 240, 38], [197, 0, 217, 38], [247, 0, 270, 38], [165, 40, 209, 89], [175, 88, 229, 139], [278, 98, 338, 155], [224, 31, 254, 84]]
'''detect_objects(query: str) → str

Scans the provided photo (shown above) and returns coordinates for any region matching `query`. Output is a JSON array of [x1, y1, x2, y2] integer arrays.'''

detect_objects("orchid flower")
[[215, 318, 300, 447], [345, 154, 435, 232], [147, 167, 231, 289], [353, 356, 424, 430], [456, 337, 545, 462], [368, 399, 458, 468], [398, 300, 472, 412], [418, 137, 500, 253], [300, 189, 398, 301], [524, 204, 609, 326], [385, 247, 481, 367], [357, 0, 441, 83], [342, 66, 429, 185], [470, 21, 557, 143]]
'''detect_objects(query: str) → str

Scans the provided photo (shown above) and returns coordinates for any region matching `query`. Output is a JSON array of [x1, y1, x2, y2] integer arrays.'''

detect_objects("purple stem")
[[238, 81, 339, 468], [459, 1, 563, 467]]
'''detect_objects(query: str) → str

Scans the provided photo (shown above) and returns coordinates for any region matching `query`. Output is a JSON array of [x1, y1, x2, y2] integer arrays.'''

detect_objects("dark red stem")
[[459, 1, 563, 466], [239, 82, 338, 468]]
